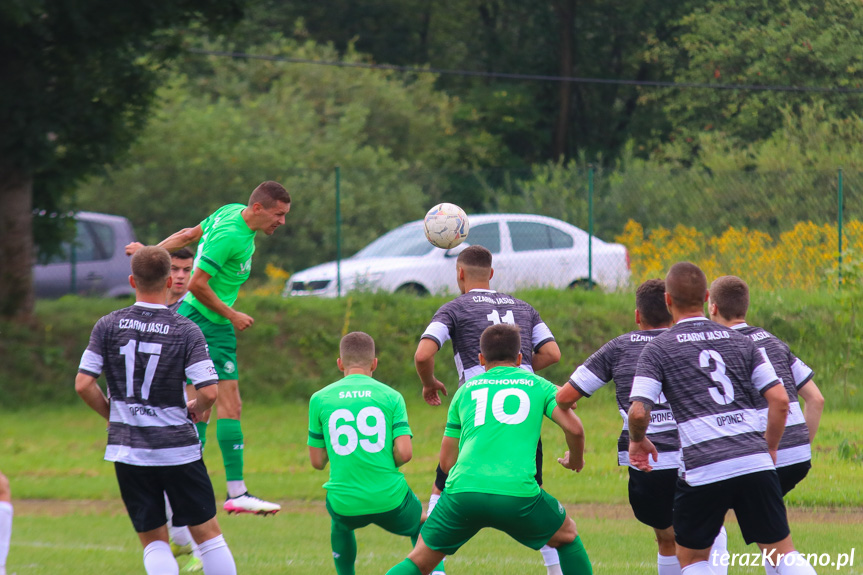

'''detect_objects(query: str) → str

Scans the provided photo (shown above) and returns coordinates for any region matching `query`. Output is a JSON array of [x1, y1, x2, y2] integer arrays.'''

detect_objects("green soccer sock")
[[195, 421, 209, 451], [557, 535, 592, 575], [216, 419, 244, 481], [385, 558, 422, 575], [330, 522, 357, 575]]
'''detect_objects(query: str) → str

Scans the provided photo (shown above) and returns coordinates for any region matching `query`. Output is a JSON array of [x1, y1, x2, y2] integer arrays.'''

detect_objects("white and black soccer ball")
[[423, 203, 470, 249]]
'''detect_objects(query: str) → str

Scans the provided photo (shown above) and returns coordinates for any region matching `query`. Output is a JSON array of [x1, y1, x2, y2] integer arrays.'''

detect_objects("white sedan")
[[284, 213, 630, 297]]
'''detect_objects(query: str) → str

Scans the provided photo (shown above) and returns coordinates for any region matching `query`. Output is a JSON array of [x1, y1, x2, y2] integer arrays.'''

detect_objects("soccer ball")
[[424, 203, 470, 249]]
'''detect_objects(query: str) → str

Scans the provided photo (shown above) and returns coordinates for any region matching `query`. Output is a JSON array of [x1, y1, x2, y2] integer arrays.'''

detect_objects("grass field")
[[2, 401, 862, 574]]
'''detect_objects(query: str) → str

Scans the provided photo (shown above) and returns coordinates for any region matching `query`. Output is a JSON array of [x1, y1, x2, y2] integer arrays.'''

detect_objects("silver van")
[[33, 211, 137, 298]]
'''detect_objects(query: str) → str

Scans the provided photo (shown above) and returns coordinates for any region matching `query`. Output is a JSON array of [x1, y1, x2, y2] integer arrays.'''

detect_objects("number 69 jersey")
[[444, 366, 559, 498], [78, 302, 218, 466], [630, 317, 781, 486], [307, 374, 413, 516]]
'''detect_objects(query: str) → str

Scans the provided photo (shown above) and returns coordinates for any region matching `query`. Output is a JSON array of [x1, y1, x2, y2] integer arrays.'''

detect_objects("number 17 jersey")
[[307, 374, 414, 516]]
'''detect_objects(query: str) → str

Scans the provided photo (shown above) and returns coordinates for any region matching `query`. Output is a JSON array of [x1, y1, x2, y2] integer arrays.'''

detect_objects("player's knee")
[[0, 472, 9, 501], [655, 527, 676, 555], [549, 517, 577, 547]]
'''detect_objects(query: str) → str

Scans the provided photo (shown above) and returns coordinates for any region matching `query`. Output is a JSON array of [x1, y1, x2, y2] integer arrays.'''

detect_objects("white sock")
[[198, 534, 236, 575], [170, 525, 194, 548], [540, 544, 561, 567], [658, 553, 682, 575], [764, 559, 779, 575], [226, 480, 247, 499], [143, 540, 179, 575], [709, 526, 728, 575], [681, 562, 716, 575], [0, 502, 12, 570], [428, 493, 440, 515], [775, 551, 817, 575]]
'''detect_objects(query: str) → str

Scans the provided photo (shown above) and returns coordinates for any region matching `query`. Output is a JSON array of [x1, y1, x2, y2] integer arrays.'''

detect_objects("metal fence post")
[[588, 165, 594, 289], [838, 167, 844, 288], [336, 166, 342, 298]]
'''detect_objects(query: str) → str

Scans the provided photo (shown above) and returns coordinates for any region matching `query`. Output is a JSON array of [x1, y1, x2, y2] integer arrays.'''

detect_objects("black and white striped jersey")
[[630, 316, 780, 486], [421, 289, 555, 385], [568, 329, 680, 470], [732, 323, 814, 468], [78, 302, 218, 466]]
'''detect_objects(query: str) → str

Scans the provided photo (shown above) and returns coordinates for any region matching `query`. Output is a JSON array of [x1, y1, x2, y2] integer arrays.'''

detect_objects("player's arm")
[[627, 400, 658, 472], [763, 384, 790, 461], [555, 384, 584, 411], [393, 436, 413, 467], [75, 373, 109, 421], [798, 380, 824, 444], [125, 225, 202, 256], [551, 406, 585, 472], [188, 383, 218, 423], [532, 340, 561, 372], [188, 268, 254, 331], [309, 447, 329, 470], [415, 338, 447, 406], [438, 436, 460, 474]]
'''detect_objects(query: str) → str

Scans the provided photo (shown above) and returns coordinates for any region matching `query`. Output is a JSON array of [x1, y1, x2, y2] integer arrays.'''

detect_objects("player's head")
[[455, 245, 493, 293], [635, 278, 672, 329], [709, 275, 749, 323], [479, 323, 522, 367], [248, 181, 291, 235], [168, 247, 194, 300], [130, 246, 172, 296], [338, 331, 378, 374], [665, 262, 708, 316]]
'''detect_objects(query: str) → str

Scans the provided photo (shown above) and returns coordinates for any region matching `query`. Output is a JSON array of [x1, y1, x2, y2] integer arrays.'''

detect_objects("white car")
[[284, 213, 630, 297]]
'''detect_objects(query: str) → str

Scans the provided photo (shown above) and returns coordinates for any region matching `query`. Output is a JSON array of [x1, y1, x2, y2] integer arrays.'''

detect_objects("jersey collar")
[[676, 316, 706, 324], [730, 323, 750, 330], [134, 302, 168, 310], [469, 288, 496, 293]]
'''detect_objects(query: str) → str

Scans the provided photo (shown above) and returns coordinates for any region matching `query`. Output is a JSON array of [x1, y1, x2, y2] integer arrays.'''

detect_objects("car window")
[[508, 221, 574, 252], [353, 224, 434, 258], [90, 222, 115, 259], [466, 223, 500, 253], [38, 220, 104, 264]]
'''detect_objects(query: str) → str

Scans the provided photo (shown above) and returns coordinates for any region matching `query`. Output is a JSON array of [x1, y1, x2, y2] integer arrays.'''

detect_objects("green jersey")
[[185, 204, 255, 325], [444, 366, 558, 497], [308, 374, 413, 516]]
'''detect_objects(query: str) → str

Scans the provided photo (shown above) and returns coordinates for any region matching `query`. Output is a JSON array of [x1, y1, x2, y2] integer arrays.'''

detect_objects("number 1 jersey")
[[78, 302, 218, 466], [307, 374, 413, 516], [444, 366, 558, 497]]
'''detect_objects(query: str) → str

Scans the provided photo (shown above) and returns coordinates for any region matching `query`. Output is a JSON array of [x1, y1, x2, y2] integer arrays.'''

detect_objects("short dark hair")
[[249, 181, 291, 209], [131, 246, 171, 292], [666, 262, 707, 310], [710, 275, 750, 321], [636, 279, 672, 327], [340, 331, 375, 368], [170, 247, 194, 260], [457, 245, 492, 269], [480, 324, 521, 364]]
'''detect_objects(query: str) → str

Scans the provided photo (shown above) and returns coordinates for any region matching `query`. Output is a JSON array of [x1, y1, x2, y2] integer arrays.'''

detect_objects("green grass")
[[2, 402, 863, 574]]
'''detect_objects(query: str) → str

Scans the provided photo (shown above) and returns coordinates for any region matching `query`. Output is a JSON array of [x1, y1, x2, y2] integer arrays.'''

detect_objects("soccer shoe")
[[180, 556, 204, 573], [171, 540, 193, 557], [223, 492, 281, 515]]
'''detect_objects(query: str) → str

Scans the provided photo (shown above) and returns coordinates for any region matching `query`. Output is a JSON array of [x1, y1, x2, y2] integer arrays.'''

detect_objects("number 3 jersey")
[[421, 289, 555, 385], [444, 366, 558, 498], [630, 317, 780, 486], [78, 302, 218, 466], [307, 374, 414, 516]]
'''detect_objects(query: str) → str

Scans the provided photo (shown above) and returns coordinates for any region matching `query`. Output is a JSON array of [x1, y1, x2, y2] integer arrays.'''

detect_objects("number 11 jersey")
[[421, 289, 555, 385], [307, 374, 414, 516]]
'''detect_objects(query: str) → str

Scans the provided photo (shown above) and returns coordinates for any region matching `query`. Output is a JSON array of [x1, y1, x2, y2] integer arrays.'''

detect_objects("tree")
[[0, 0, 243, 318]]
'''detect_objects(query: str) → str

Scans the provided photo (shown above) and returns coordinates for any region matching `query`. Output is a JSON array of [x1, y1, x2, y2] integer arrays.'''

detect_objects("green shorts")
[[178, 302, 238, 380], [326, 490, 422, 538], [421, 490, 567, 555]]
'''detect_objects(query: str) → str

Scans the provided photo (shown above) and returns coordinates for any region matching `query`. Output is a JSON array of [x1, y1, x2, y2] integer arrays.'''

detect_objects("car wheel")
[[568, 279, 595, 290], [395, 283, 429, 296]]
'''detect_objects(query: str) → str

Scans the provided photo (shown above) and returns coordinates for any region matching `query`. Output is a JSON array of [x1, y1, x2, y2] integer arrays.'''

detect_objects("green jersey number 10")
[[329, 407, 386, 456], [471, 387, 530, 426]]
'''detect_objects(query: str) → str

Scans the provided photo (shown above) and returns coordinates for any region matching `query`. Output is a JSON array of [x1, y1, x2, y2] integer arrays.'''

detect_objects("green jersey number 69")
[[329, 407, 387, 455]]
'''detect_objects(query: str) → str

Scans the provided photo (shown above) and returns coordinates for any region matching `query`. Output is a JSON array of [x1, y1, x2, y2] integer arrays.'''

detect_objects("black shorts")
[[673, 470, 789, 550], [435, 439, 544, 491], [628, 467, 677, 530], [115, 459, 217, 533], [777, 461, 811, 496]]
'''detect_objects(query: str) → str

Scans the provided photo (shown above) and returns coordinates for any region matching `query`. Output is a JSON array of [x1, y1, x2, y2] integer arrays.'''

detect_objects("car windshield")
[[352, 223, 434, 259]]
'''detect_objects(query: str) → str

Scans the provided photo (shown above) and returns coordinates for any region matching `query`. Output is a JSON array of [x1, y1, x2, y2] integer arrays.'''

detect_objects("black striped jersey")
[[630, 316, 780, 486], [568, 329, 680, 470], [78, 302, 218, 466], [732, 323, 814, 468], [167, 292, 188, 313], [421, 289, 555, 385]]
